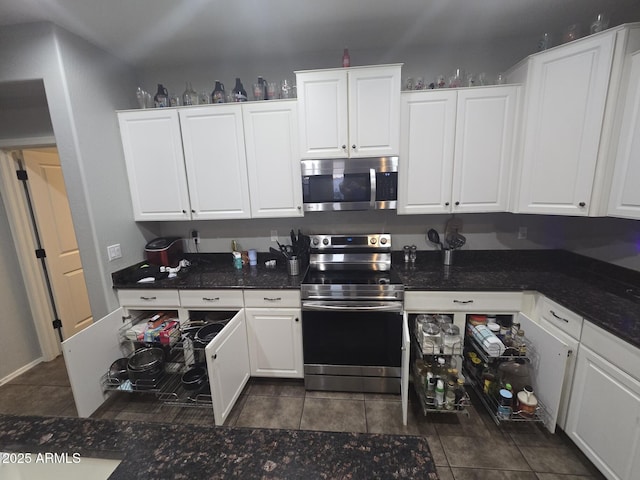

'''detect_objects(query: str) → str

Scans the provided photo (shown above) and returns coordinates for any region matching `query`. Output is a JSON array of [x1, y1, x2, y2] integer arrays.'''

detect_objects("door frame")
[[0, 136, 61, 361]]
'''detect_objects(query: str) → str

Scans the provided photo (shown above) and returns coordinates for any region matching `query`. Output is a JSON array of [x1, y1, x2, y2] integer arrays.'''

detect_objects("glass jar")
[[442, 324, 461, 355], [422, 322, 441, 355], [445, 381, 456, 410]]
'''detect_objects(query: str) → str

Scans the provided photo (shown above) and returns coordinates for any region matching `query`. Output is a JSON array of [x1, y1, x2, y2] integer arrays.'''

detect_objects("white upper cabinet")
[[179, 105, 252, 220], [453, 86, 518, 213], [398, 90, 456, 214], [608, 50, 640, 219], [118, 109, 191, 221], [119, 100, 303, 220], [242, 101, 303, 218], [511, 25, 640, 216], [398, 85, 518, 215], [296, 64, 402, 159]]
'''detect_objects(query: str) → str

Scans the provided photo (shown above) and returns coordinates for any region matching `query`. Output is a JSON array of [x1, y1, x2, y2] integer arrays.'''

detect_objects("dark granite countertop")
[[0, 414, 437, 479], [112, 253, 304, 290], [112, 250, 640, 350]]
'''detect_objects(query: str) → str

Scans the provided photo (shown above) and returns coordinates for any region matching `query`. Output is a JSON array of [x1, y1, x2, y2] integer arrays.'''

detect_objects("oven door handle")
[[302, 301, 402, 312]]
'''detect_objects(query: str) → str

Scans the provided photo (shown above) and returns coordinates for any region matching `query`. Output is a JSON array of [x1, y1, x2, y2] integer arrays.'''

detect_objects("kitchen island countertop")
[[0, 414, 437, 479]]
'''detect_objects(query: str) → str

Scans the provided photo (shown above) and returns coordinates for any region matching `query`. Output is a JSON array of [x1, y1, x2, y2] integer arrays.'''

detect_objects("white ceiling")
[[1, 0, 639, 68]]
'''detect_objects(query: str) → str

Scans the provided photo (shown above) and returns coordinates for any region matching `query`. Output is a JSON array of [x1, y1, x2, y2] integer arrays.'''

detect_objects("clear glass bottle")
[[455, 378, 466, 410], [231, 78, 247, 102], [212, 80, 226, 104], [445, 380, 456, 410], [342, 48, 351, 67], [182, 82, 198, 106]]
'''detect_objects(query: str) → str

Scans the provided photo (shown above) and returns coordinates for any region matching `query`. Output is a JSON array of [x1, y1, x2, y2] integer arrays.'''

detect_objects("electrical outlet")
[[107, 244, 122, 261], [191, 229, 200, 244], [518, 226, 528, 240], [271, 230, 278, 241]]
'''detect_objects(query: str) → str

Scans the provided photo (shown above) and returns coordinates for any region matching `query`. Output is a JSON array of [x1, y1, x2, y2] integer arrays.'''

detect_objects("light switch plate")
[[107, 244, 122, 261]]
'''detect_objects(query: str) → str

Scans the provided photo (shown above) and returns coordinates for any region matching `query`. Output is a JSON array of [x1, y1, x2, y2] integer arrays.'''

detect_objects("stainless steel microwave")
[[301, 157, 398, 212]]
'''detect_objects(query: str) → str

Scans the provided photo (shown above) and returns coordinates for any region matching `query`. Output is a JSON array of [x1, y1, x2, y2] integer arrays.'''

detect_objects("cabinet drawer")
[[117, 289, 180, 307], [179, 289, 244, 308], [243, 290, 301, 308], [539, 297, 583, 340], [404, 291, 523, 312]]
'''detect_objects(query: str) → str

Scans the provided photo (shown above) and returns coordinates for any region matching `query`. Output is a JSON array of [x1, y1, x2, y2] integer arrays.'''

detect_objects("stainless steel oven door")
[[301, 301, 403, 393]]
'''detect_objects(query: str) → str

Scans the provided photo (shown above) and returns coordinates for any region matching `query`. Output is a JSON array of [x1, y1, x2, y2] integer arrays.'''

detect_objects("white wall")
[[0, 193, 41, 379], [0, 23, 151, 318]]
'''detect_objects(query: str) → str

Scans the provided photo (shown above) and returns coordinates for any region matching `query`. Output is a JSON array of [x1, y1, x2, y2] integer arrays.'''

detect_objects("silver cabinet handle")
[[264, 297, 282, 302], [550, 310, 569, 323], [140, 296, 157, 301], [453, 299, 474, 304], [202, 297, 220, 302]]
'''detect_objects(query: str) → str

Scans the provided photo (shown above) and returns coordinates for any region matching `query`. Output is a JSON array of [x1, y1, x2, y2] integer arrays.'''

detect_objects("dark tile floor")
[[1, 356, 606, 479]]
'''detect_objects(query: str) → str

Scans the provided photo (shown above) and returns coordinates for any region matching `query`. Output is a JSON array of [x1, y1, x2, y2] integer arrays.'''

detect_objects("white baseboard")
[[0, 358, 44, 386]]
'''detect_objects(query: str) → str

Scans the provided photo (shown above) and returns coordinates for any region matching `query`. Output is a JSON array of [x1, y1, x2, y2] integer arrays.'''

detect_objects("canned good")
[[497, 388, 513, 420]]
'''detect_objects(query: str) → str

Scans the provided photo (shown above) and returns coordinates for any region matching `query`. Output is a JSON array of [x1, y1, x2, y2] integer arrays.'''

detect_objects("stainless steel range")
[[301, 234, 404, 393]]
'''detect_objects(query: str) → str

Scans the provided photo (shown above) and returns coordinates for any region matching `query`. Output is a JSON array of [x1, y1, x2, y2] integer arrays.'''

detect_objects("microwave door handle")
[[370, 168, 376, 207]]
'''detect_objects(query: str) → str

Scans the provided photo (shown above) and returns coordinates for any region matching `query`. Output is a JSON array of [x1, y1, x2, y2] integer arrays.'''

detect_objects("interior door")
[[205, 309, 251, 425], [517, 312, 569, 433], [23, 148, 93, 339], [62, 307, 127, 417]]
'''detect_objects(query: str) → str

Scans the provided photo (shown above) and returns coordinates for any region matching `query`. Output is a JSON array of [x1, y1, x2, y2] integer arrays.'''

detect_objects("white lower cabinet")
[[244, 289, 303, 378], [62, 290, 251, 426], [566, 322, 640, 480], [245, 308, 303, 378], [205, 310, 251, 425], [404, 291, 569, 433]]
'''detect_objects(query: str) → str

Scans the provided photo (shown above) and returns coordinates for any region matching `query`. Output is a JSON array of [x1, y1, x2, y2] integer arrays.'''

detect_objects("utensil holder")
[[287, 256, 300, 276], [443, 249, 453, 266]]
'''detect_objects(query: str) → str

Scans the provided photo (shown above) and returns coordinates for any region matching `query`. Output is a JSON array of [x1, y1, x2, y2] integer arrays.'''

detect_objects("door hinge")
[[35, 248, 46, 259], [16, 169, 28, 181], [52, 319, 63, 330]]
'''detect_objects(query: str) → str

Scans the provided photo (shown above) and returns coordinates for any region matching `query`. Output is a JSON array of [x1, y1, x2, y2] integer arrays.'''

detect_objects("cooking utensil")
[[448, 232, 466, 250], [108, 357, 129, 383], [181, 365, 208, 390], [127, 347, 165, 388], [427, 229, 442, 249], [194, 322, 225, 346]]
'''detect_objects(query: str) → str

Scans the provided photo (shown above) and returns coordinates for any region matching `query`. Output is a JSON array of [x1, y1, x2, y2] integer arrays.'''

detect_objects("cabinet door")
[[401, 312, 410, 426], [608, 51, 640, 219], [397, 90, 456, 214], [517, 32, 615, 215], [205, 310, 251, 426], [117, 110, 191, 221], [179, 105, 251, 219], [296, 70, 348, 159], [62, 308, 126, 418], [245, 308, 303, 378], [517, 313, 569, 433], [453, 86, 518, 213], [242, 101, 303, 218], [348, 65, 401, 158], [566, 344, 640, 480]]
